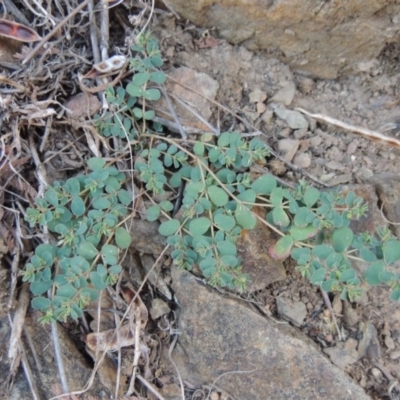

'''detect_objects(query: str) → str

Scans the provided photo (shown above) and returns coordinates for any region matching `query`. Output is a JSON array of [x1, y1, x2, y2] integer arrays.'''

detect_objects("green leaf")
[[303, 187, 320, 208], [132, 72, 150, 86], [269, 235, 293, 260], [31, 296, 52, 310], [272, 206, 290, 228], [133, 107, 143, 119], [92, 196, 111, 210], [189, 217, 211, 236], [379, 270, 395, 283], [312, 245, 334, 260], [390, 289, 400, 301], [383, 240, 400, 264], [321, 279, 338, 292], [270, 187, 283, 207], [118, 189, 132, 205], [217, 132, 231, 147], [359, 246, 377, 262], [160, 201, 174, 212], [193, 142, 205, 156], [146, 205, 161, 221], [30, 280, 52, 296], [90, 271, 108, 290], [326, 252, 342, 269], [293, 207, 309, 228], [214, 214, 236, 232], [57, 284, 77, 299], [235, 206, 256, 229], [142, 88, 161, 101], [159, 219, 180, 236], [289, 225, 319, 241], [332, 227, 354, 252], [217, 240, 237, 256], [364, 261, 384, 286], [45, 188, 59, 207], [237, 189, 256, 203], [87, 157, 106, 171], [251, 175, 277, 195], [339, 269, 356, 282], [115, 227, 132, 249], [207, 185, 229, 207], [101, 244, 119, 265], [78, 241, 99, 260], [126, 83, 143, 97], [310, 268, 327, 285], [143, 110, 155, 120], [71, 196, 85, 216], [149, 71, 166, 84]]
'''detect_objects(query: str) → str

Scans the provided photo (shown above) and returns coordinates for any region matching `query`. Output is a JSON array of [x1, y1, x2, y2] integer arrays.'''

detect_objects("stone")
[[150, 298, 171, 320], [276, 297, 307, 327], [358, 322, 381, 359], [365, 173, 400, 240], [166, 0, 400, 79], [0, 312, 109, 398], [278, 138, 300, 162], [248, 88, 267, 103], [160, 66, 219, 132], [293, 152, 311, 169], [273, 106, 309, 130], [235, 207, 286, 292], [323, 339, 359, 370], [269, 82, 296, 106], [169, 269, 370, 400], [343, 301, 360, 328]]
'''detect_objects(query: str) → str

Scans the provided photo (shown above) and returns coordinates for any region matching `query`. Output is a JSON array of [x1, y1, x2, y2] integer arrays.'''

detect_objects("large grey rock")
[[166, 0, 400, 79], [171, 269, 370, 400]]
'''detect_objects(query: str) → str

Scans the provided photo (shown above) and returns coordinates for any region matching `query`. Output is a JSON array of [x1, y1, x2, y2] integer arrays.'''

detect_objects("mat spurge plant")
[[23, 158, 132, 323], [24, 33, 400, 322]]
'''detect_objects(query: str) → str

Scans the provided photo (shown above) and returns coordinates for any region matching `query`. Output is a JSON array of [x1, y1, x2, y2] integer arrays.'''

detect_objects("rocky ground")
[[1, 7, 400, 400]]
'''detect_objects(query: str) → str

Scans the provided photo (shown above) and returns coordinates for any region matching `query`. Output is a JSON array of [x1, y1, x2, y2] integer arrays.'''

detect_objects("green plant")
[[23, 158, 132, 323], [25, 32, 400, 323]]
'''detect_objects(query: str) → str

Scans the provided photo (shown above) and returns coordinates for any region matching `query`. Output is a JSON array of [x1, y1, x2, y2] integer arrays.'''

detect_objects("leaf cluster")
[[24, 158, 132, 322], [94, 30, 166, 139]]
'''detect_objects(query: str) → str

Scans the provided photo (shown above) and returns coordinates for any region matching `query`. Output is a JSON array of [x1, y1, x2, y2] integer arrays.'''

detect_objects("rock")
[[150, 298, 171, 320], [358, 321, 381, 359], [343, 301, 360, 328], [389, 350, 400, 360], [64, 93, 102, 119], [278, 138, 300, 162], [129, 219, 167, 255], [276, 297, 307, 327], [235, 207, 286, 292], [325, 161, 345, 171], [0, 312, 108, 398], [161, 66, 219, 132], [293, 152, 311, 169], [261, 109, 273, 124], [269, 83, 296, 106], [166, 0, 400, 79], [170, 269, 370, 400], [323, 339, 358, 370], [248, 88, 267, 103], [327, 174, 352, 186], [273, 106, 309, 130], [365, 173, 400, 240]]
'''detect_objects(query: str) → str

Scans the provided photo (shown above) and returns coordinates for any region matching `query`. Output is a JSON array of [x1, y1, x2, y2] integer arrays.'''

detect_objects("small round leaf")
[[207, 185, 229, 207], [159, 219, 180, 236], [115, 227, 132, 249]]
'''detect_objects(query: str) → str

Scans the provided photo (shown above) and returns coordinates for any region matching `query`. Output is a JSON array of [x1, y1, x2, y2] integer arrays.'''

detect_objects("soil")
[[1, 4, 400, 400]]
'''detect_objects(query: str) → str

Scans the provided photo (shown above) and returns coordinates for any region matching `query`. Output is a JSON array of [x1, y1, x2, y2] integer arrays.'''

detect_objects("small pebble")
[[389, 350, 400, 360], [293, 152, 311, 168], [371, 368, 382, 379]]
